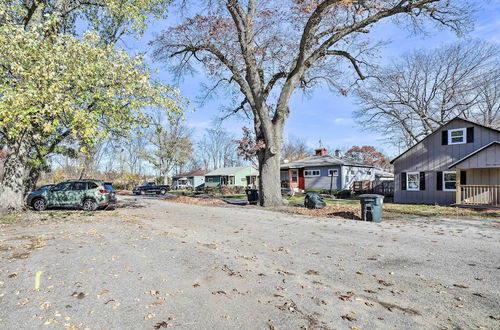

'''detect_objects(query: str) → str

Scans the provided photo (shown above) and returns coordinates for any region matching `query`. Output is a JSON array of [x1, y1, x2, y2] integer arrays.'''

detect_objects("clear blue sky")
[[123, 2, 499, 158]]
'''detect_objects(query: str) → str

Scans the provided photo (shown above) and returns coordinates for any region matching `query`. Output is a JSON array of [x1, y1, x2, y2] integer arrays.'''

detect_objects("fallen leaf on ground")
[[154, 321, 172, 329], [305, 270, 320, 275], [341, 314, 357, 321]]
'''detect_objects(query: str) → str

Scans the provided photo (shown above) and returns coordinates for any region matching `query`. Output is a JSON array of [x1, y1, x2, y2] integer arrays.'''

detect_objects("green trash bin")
[[359, 194, 384, 222]]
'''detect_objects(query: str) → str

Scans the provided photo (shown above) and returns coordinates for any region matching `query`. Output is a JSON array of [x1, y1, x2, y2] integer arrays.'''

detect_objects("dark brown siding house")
[[391, 117, 500, 207]]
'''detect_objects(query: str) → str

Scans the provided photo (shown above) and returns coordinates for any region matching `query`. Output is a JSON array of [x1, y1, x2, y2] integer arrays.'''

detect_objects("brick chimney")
[[315, 148, 327, 156]]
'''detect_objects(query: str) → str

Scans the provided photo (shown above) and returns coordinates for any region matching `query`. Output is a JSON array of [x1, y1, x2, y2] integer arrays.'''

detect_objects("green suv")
[[27, 180, 116, 211]]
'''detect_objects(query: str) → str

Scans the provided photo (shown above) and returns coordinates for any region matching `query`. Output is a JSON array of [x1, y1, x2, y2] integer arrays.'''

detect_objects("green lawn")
[[285, 195, 499, 219]]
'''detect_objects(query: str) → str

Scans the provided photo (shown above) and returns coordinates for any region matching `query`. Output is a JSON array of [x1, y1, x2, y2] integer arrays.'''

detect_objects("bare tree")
[[196, 125, 242, 170], [355, 40, 499, 148], [281, 136, 312, 161], [154, 0, 472, 206], [474, 68, 500, 129], [142, 113, 194, 185]]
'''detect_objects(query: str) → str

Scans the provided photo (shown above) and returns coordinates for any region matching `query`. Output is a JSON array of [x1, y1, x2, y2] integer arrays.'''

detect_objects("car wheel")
[[160, 189, 166, 195], [82, 199, 98, 211], [32, 198, 47, 211]]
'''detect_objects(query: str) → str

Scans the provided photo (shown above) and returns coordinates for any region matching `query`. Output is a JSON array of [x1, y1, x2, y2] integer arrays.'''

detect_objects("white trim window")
[[407, 172, 420, 191], [328, 169, 338, 176], [448, 128, 466, 145], [304, 170, 320, 177], [367, 170, 372, 175], [291, 169, 298, 182], [443, 171, 457, 191]]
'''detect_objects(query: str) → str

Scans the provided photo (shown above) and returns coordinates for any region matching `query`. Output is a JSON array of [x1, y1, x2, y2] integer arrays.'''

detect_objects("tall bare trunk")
[[255, 110, 285, 207], [0, 137, 31, 210], [258, 148, 283, 207]]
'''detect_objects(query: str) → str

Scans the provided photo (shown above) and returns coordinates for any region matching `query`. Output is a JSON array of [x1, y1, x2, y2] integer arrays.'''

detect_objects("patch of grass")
[[285, 195, 499, 219], [168, 190, 193, 196], [383, 203, 499, 219], [0, 213, 21, 224], [285, 195, 359, 206]]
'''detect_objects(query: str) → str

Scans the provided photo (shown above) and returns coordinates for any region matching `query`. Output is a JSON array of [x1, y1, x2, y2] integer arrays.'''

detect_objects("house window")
[[407, 172, 420, 191], [350, 170, 355, 175], [207, 177, 213, 182], [291, 169, 298, 182], [304, 170, 320, 177], [367, 170, 372, 175], [443, 171, 456, 191], [328, 169, 338, 176], [448, 128, 466, 145]]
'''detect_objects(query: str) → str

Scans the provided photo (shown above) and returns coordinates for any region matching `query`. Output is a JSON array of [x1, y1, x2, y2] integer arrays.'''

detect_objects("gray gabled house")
[[280, 148, 377, 191], [391, 117, 500, 206]]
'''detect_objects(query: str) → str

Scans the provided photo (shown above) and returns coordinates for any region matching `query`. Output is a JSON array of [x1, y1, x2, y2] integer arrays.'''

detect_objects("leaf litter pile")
[[287, 204, 362, 220], [164, 195, 363, 220], [164, 196, 227, 206]]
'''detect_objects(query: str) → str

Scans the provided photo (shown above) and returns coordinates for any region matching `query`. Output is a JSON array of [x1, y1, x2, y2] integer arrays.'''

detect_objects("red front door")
[[298, 169, 305, 190]]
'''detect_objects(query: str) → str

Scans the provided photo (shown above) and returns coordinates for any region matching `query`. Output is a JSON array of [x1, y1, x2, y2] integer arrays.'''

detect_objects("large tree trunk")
[[258, 148, 283, 207], [24, 166, 41, 195], [0, 137, 31, 210], [255, 114, 285, 207]]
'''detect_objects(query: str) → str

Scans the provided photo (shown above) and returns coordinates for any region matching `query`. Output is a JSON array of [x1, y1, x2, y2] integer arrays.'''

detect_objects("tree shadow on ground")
[[327, 211, 361, 220]]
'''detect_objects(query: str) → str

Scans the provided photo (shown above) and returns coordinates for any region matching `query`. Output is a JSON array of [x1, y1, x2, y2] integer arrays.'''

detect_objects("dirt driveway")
[[1, 195, 499, 329]]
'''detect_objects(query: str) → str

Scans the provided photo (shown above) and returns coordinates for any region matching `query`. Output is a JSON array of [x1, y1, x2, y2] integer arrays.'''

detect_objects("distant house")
[[391, 117, 500, 206], [373, 168, 395, 181], [172, 169, 207, 190], [280, 148, 376, 191], [205, 166, 259, 188]]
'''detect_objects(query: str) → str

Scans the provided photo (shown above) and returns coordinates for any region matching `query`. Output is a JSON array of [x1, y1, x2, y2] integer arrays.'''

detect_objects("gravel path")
[[0, 195, 499, 329]]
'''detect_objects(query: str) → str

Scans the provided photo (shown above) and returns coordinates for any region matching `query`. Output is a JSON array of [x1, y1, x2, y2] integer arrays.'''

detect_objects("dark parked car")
[[104, 182, 117, 205], [26, 179, 116, 211], [132, 182, 170, 195]]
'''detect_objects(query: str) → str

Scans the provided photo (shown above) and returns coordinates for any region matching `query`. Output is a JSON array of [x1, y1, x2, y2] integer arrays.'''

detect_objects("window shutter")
[[460, 171, 467, 185], [419, 172, 425, 190], [466, 127, 474, 143], [441, 131, 448, 145], [436, 171, 443, 191], [401, 172, 407, 191]]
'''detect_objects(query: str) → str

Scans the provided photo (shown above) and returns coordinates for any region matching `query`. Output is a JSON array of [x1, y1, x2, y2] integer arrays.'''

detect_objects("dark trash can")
[[304, 193, 326, 209], [359, 194, 384, 222], [246, 189, 259, 205]]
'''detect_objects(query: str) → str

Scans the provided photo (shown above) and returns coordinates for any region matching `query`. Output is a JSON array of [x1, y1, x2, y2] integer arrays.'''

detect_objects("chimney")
[[334, 149, 342, 158], [315, 148, 327, 156]]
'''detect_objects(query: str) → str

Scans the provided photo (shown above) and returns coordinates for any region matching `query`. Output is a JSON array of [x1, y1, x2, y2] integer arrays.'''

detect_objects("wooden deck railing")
[[459, 185, 500, 206]]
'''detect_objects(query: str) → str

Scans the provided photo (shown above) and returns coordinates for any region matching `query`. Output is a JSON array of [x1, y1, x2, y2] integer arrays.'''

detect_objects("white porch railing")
[[459, 185, 500, 206]]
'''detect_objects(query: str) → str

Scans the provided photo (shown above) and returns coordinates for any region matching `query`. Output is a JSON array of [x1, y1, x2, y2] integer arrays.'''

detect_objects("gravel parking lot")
[[1, 195, 499, 329]]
